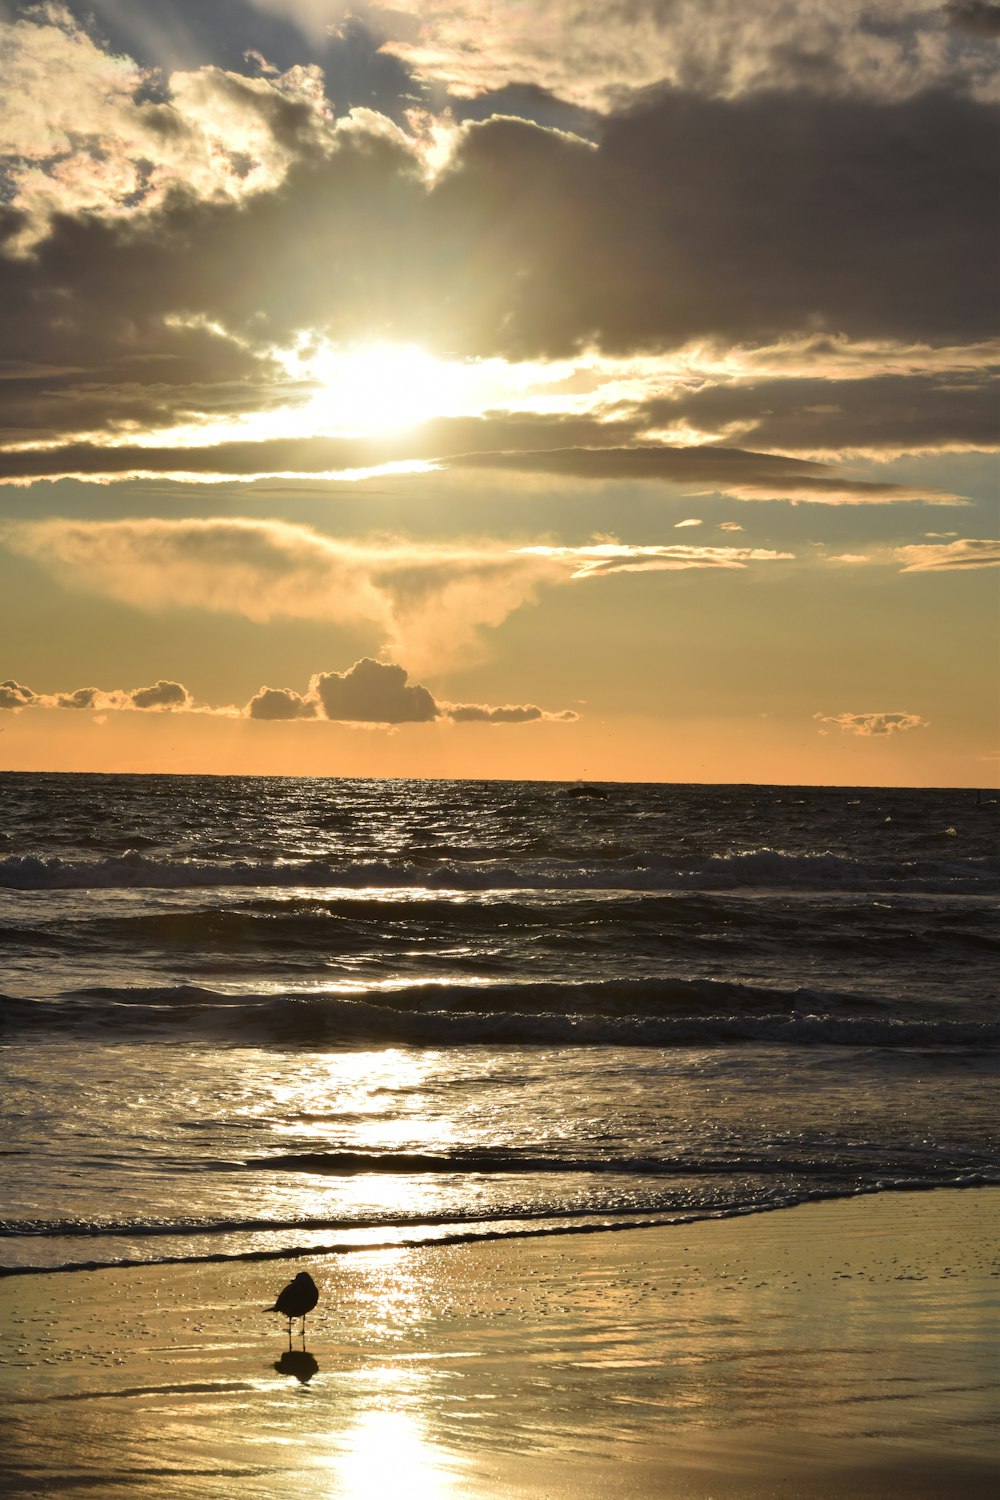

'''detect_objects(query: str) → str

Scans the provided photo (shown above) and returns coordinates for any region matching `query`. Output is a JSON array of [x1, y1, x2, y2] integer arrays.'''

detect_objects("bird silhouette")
[[268, 1271, 319, 1348]]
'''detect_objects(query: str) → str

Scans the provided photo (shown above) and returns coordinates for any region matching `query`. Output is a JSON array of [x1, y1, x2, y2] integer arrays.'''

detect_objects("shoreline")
[[4, 1177, 996, 1279], [3, 1186, 998, 1497]]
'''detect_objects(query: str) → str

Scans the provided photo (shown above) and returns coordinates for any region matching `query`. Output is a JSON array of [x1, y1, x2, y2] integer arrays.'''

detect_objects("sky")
[[0, 0, 997, 784]]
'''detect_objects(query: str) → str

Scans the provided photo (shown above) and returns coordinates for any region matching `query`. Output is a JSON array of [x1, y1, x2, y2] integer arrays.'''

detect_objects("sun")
[[303, 341, 475, 435], [290, 338, 577, 439]]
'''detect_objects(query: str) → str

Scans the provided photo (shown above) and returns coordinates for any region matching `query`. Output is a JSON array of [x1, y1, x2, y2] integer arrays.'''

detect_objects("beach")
[[3, 1188, 997, 1498]]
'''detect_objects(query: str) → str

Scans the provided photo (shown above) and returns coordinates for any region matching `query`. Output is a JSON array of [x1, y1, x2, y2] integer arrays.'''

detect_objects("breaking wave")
[[2, 847, 997, 893]]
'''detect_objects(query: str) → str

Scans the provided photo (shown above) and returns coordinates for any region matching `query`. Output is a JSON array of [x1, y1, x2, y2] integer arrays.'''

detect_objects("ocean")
[[1, 773, 997, 1278]]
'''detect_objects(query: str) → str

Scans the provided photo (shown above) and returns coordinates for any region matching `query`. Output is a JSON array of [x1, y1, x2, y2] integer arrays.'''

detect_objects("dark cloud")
[[0, 678, 35, 709], [54, 686, 102, 709], [0, 676, 194, 710], [0, 656, 579, 723], [0, 86, 994, 437], [944, 3, 1000, 39], [454, 444, 951, 502], [254, 660, 581, 725], [0, 411, 638, 480], [129, 678, 190, 708], [0, 417, 949, 500], [311, 658, 438, 723], [640, 372, 1000, 454], [447, 702, 579, 722], [247, 684, 316, 719], [433, 87, 999, 356], [0, 359, 290, 449], [0, 121, 427, 442]]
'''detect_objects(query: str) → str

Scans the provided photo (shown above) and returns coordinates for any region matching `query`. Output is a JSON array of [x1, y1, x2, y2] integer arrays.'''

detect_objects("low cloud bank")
[[815, 711, 928, 737], [0, 661, 576, 727], [248, 658, 577, 725], [0, 677, 192, 713]]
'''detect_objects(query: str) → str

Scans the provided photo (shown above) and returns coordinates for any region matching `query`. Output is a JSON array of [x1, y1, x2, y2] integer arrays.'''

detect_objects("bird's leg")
[[287, 1317, 293, 1351], [301, 1315, 307, 1347]]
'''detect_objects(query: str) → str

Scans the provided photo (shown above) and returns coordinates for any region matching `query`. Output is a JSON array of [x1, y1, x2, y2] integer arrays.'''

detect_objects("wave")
[[0, 1199, 679, 1241], [2, 847, 997, 894], [2, 1175, 994, 1278], [4, 980, 997, 1048], [238, 1148, 999, 1179], [5, 895, 996, 969]]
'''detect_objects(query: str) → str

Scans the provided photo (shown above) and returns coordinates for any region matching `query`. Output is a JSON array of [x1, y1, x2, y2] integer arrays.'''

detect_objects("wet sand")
[[2, 1188, 998, 1498]]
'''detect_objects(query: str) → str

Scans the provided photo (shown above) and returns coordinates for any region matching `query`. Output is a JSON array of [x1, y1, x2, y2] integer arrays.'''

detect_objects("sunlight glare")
[[331, 1407, 460, 1499], [293, 340, 574, 436]]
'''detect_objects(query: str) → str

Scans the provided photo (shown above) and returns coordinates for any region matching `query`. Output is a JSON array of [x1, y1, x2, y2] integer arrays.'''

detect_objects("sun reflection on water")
[[326, 1402, 461, 1499]]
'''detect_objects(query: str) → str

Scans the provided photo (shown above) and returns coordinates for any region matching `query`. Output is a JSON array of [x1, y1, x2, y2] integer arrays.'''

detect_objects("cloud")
[[0, 22, 994, 477], [129, 678, 191, 709], [2, 518, 804, 675], [896, 538, 1000, 570], [639, 372, 1000, 457], [673, 518, 702, 528], [52, 686, 110, 710], [451, 443, 961, 503], [303, 1, 1000, 109], [945, 2, 1000, 39], [518, 543, 794, 576], [311, 658, 437, 723], [243, 659, 577, 723], [0, 657, 576, 725], [432, 91, 999, 358], [0, 676, 196, 712], [4, 517, 556, 670], [718, 522, 745, 532], [815, 711, 928, 736], [446, 702, 578, 723], [246, 685, 317, 720], [0, 419, 959, 500], [0, 6, 332, 248], [0, 679, 35, 710]]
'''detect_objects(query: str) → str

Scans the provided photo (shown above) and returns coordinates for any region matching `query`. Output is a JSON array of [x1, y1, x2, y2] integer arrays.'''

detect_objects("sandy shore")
[[2, 1188, 998, 1498]]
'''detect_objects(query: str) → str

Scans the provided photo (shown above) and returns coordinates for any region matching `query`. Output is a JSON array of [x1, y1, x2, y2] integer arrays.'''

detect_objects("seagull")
[[268, 1271, 319, 1348]]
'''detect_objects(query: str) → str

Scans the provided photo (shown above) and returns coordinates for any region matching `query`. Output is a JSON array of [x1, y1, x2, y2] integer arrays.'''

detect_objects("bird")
[[268, 1271, 319, 1348]]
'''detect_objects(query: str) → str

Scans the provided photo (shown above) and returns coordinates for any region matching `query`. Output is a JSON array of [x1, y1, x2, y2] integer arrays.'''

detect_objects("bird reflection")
[[268, 1270, 319, 1349], [273, 1349, 320, 1384]]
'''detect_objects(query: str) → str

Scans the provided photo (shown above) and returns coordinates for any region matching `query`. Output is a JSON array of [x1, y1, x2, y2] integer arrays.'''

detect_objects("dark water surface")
[[1, 773, 997, 1272]]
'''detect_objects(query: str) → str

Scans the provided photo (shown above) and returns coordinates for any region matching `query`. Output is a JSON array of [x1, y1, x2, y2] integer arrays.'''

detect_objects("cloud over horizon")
[[815, 710, 928, 736], [0, 676, 195, 714], [1, 658, 577, 727]]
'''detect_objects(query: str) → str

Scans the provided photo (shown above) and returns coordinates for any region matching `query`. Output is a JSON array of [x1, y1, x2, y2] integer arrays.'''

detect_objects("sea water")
[[1, 773, 997, 1275]]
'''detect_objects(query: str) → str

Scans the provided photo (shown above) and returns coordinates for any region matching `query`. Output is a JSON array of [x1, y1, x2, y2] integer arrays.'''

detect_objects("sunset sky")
[[1, 0, 997, 783]]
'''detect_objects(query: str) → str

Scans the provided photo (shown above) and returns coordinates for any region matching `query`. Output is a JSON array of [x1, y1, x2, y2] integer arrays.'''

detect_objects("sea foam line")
[[2, 1176, 994, 1279], [2, 847, 997, 893]]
